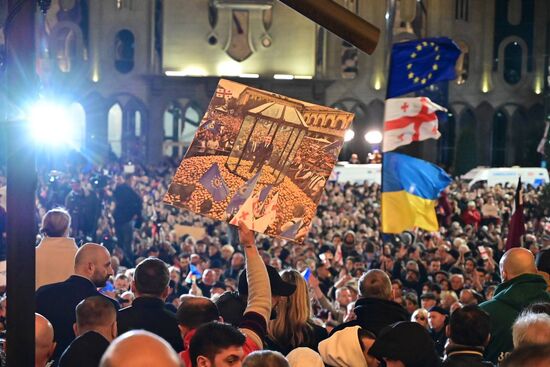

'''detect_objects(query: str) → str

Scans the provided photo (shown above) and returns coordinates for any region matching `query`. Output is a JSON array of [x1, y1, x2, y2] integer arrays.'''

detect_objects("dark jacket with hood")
[[442, 344, 494, 367], [329, 296, 409, 336], [479, 273, 550, 364]]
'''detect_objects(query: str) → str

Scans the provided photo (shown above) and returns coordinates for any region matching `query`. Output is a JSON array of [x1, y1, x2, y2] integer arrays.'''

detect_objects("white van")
[[330, 162, 381, 184], [463, 167, 549, 189]]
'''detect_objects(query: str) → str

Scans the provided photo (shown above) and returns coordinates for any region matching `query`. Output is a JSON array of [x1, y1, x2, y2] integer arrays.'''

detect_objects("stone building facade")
[[1, 0, 547, 174]]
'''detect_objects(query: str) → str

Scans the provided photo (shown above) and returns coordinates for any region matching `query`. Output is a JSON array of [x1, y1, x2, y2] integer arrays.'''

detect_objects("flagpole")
[[381, 0, 397, 238], [384, 0, 397, 76]]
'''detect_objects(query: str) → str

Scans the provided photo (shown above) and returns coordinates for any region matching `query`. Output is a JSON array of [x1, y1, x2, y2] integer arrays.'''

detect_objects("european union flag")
[[226, 170, 261, 216], [387, 37, 461, 98], [382, 152, 451, 233], [204, 119, 222, 135], [199, 163, 230, 202]]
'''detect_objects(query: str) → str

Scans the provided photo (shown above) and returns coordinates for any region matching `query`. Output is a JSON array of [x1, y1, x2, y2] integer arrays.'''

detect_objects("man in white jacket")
[[36, 208, 78, 290]]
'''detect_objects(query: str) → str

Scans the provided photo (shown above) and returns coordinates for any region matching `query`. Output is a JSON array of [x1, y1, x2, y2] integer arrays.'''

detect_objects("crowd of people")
[[1, 155, 550, 366]]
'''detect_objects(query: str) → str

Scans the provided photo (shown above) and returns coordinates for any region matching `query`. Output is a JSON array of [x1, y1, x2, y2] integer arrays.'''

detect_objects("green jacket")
[[479, 273, 550, 364]]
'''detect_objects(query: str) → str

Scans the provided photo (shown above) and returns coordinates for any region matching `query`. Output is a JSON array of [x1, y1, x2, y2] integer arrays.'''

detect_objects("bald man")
[[36, 313, 56, 367], [36, 243, 118, 365], [480, 248, 550, 364], [99, 330, 181, 367]]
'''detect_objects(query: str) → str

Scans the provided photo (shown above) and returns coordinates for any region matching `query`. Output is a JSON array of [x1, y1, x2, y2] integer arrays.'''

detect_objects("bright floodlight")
[[29, 101, 74, 146], [344, 129, 355, 142], [364, 130, 383, 144]]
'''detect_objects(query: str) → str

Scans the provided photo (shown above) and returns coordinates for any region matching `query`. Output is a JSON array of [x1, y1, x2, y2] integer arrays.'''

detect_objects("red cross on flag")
[[382, 97, 447, 152]]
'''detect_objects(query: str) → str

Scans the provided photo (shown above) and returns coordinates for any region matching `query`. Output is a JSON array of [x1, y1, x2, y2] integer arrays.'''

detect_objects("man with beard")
[[36, 243, 118, 365]]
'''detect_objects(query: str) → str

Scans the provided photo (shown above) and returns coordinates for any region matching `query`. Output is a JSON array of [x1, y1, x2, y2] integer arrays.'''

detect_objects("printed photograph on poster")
[[164, 79, 354, 243]]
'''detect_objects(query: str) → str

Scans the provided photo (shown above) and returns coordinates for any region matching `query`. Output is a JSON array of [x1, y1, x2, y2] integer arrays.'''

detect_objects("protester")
[[178, 221, 271, 366], [442, 305, 493, 367], [319, 325, 376, 367], [36, 243, 117, 364], [188, 321, 247, 367], [511, 311, 550, 348], [116, 257, 183, 352], [428, 306, 449, 357], [330, 269, 409, 335], [35, 313, 56, 367], [500, 344, 550, 367], [267, 269, 328, 354], [369, 321, 440, 367], [99, 330, 181, 367], [285, 347, 324, 367], [113, 174, 142, 262], [242, 350, 289, 367], [35, 208, 78, 290], [59, 296, 117, 367], [480, 247, 550, 363]]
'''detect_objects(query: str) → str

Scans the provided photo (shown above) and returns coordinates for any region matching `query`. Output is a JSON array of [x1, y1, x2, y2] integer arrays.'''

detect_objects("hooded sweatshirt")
[[330, 296, 409, 336], [480, 273, 550, 364], [319, 326, 368, 367]]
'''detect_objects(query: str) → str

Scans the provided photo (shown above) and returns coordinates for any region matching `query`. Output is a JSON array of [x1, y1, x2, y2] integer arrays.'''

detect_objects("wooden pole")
[[278, 0, 380, 55]]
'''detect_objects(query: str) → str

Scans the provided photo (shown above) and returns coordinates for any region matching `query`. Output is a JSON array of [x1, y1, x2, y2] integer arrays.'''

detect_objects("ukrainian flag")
[[382, 152, 451, 233]]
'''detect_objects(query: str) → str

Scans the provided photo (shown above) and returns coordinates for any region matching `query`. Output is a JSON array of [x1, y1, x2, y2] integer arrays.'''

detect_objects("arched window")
[[67, 102, 86, 150], [455, 41, 469, 85], [114, 30, 135, 74], [438, 112, 456, 169], [325, 119, 333, 128], [503, 42, 522, 85], [492, 110, 508, 166], [335, 119, 344, 129], [108, 103, 123, 157], [454, 109, 477, 175], [182, 104, 201, 142], [134, 111, 142, 137], [163, 102, 202, 156]]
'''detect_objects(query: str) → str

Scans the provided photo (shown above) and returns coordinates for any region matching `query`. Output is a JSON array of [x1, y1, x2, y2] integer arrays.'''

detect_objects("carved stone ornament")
[[211, 0, 274, 62]]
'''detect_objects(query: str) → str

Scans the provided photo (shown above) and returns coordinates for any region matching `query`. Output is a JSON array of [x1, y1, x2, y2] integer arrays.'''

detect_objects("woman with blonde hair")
[[267, 269, 328, 355]]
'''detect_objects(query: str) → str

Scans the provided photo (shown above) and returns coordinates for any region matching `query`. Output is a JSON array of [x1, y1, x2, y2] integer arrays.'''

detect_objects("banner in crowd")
[[381, 152, 452, 233], [382, 97, 447, 152], [164, 79, 354, 243]]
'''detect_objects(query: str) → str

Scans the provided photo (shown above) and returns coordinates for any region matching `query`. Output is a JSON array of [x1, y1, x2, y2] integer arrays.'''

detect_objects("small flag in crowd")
[[387, 37, 461, 98], [226, 170, 261, 216], [185, 264, 202, 284], [301, 268, 312, 282], [505, 178, 525, 250], [199, 163, 230, 202], [204, 119, 223, 135], [382, 152, 452, 233], [383, 97, 446, 152]]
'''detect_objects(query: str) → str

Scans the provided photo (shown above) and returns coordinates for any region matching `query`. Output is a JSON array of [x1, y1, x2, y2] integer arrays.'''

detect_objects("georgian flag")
[[382, 97, 447, 152]]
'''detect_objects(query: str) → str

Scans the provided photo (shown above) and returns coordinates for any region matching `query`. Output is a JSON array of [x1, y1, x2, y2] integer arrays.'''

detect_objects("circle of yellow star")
[[407, 41, 441, 84]]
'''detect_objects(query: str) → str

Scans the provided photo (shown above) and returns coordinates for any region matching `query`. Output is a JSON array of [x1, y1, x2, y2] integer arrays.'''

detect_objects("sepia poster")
[[164, 79, 354, 243]]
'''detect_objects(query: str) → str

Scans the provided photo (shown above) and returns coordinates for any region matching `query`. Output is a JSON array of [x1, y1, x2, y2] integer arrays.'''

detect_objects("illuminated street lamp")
[[364, 130, 383, 145], [344, 129, 355, 142]]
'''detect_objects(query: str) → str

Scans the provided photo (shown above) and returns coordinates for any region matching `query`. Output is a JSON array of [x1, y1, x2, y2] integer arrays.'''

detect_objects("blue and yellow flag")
[[382, 152, 451, 233], [387, 37, 461, 98]]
